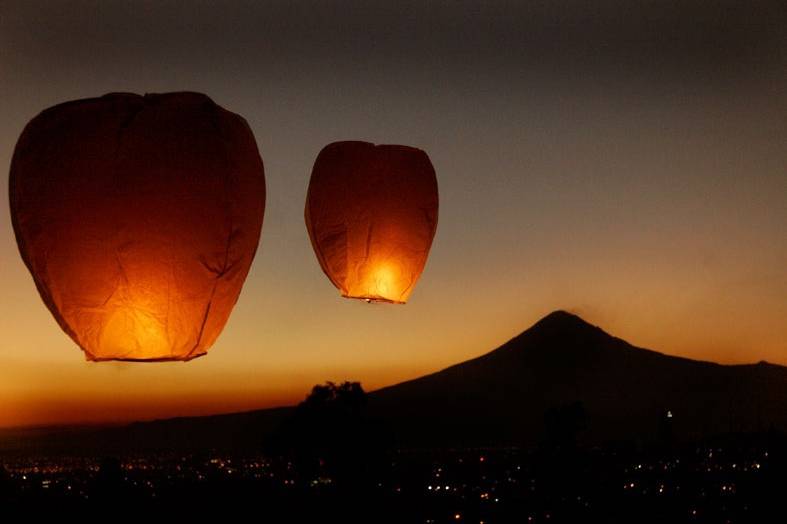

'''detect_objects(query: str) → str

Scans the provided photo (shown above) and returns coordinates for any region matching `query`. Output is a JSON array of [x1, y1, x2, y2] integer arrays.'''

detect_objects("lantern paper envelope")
[[305, 141, 438, 304], [9, 92, 266, 361]]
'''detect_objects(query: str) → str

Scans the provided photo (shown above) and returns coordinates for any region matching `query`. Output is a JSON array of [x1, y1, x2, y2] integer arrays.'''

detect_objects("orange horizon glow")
[[0, 356, 429, 428], [2, 301, 786, 429]]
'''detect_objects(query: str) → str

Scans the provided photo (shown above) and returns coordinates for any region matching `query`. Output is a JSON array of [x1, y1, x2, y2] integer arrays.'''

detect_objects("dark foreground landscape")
[[3, 312, 787, 521], [3, 436, 787, 522]]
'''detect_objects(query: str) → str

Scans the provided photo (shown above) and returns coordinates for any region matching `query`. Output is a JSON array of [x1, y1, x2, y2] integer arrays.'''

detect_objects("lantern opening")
[[342, 261, 409, 304], [351, 296, 406, 305]]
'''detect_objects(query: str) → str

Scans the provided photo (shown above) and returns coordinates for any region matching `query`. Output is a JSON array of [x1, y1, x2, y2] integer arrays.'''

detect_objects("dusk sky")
[[1, 1, 785, 428]]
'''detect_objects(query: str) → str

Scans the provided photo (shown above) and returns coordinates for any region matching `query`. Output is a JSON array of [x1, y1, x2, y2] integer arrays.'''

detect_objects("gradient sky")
[[1, 1, 785, 428]]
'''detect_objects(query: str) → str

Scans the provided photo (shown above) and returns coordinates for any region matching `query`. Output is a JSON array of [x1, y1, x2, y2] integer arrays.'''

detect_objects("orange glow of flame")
[[96, 307, 170, 361], [344, 260, 412, 304]]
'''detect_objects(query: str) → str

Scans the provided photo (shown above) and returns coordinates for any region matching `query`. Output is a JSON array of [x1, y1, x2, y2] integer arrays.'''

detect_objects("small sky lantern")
[[305, 141, 439, 304], [9, 92, 266, 361]]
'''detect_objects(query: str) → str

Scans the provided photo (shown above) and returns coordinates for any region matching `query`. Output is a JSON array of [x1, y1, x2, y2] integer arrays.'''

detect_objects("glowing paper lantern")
[[9, 92, 265, 361], [305, 141, 438, 304]]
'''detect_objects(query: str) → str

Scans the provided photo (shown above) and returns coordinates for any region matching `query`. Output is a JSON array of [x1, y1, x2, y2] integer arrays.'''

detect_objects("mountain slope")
[[367, 311, 787, 445], [4, 310, 787, 452]]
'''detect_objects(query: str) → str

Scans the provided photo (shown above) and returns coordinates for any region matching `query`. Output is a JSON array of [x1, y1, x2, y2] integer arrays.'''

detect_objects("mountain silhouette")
[[369, 310, 787, 446], [3, 310, 787, 452]]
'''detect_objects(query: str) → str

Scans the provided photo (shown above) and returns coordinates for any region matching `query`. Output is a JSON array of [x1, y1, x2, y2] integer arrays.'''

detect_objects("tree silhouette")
[[268, 381, 390, 487], [301, 381, 367, 414]]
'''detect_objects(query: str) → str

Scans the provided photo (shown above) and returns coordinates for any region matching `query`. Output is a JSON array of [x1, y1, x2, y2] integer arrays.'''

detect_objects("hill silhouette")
[[369, 310, 787, 446], [3, 310, 787, 452]]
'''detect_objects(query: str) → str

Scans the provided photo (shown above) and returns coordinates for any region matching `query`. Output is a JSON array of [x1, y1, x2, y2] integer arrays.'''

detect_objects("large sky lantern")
[[305, 141, 439, 304], [9, 92, 266, 361]]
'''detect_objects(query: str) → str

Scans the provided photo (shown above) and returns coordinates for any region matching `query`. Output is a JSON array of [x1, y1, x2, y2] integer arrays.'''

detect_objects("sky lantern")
[[305, 141, 439, 304], [9, 92, 266, 361]]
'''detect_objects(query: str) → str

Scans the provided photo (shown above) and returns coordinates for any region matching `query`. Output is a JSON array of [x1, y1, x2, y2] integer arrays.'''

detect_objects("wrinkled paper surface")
[[10, 92, 266, 361], [305, 141, 438, 304]]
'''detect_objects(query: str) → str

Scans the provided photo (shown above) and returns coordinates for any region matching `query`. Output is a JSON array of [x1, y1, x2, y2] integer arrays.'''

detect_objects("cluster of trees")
[[267, 381, 391, 487]]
